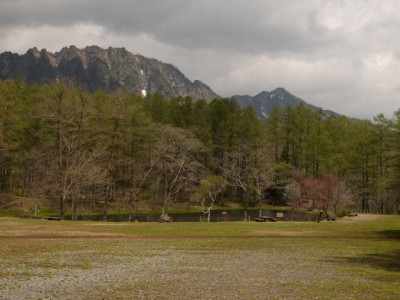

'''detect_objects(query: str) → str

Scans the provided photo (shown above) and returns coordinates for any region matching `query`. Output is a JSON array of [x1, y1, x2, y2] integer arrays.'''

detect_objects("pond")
[[81, 209, 312, 222]]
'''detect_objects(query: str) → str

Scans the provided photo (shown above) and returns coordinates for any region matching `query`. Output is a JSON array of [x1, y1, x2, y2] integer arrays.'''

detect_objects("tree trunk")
[[128, 195, 138, 222], [59, 194, 65, 220], [162, 190, 168, 216], [316, 210, 323, 222], [57, 90, 65, 220], [72, 199, 78, 221], [128, 211, 135, 222], [324, 209, 330, 220]]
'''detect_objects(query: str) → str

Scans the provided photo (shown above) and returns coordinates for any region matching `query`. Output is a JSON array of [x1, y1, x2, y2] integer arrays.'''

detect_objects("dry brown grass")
[[0, 215, 399, 299]]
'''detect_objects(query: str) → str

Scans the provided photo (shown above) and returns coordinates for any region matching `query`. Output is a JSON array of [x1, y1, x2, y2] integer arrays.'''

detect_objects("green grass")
[[0, 214, 399, 299]]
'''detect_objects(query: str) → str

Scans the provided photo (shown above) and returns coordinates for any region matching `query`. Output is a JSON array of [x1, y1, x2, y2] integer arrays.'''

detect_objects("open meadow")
[[0, 214, 399, 299]]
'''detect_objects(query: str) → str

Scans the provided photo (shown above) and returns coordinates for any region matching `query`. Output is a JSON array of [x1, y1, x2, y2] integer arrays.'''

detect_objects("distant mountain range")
[[0, 46, 339, 118], [233, 88, 339, 120]]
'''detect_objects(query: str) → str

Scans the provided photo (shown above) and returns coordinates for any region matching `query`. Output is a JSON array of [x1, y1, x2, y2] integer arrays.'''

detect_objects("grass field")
[[0, 214, 399, 299]]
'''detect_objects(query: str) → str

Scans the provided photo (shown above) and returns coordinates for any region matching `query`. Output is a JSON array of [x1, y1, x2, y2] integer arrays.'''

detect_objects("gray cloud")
[[1, 0, 400, 118], [0, 0, 335, 53]]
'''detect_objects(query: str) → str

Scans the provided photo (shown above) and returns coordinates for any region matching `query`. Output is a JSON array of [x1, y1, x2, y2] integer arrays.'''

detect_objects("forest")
[[0, 79, 399, 220]]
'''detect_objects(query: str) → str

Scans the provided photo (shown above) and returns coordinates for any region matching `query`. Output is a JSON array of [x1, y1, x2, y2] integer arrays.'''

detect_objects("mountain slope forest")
[[0, 79, 399, 220]]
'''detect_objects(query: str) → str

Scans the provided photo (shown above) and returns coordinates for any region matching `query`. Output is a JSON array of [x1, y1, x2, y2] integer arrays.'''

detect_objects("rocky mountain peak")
[[27, 47, 40, 58], [234, 89, 338, 119], [0, 46, 219, 101]]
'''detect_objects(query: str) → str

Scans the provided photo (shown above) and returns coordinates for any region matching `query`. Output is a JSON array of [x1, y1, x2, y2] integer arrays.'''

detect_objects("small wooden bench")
[[254, 216, 278, 222], [43, 216, 61, 221]]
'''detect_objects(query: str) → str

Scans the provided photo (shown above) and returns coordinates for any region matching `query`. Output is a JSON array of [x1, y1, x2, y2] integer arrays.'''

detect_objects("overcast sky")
[[1, 0, 400, 118]]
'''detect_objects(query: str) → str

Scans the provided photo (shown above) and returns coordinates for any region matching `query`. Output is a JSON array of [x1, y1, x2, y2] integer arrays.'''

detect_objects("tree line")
[[0, 79, 399, 220]]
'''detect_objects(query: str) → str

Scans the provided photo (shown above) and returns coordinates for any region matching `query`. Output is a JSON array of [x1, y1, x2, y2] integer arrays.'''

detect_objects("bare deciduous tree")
[[193, 175, 226, 222], [222, 141, 274, 221], [154, 124, 205, 219]]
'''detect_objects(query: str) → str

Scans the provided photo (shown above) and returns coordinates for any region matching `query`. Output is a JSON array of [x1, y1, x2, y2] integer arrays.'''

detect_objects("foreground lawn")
[[0, 215, 399, 299]]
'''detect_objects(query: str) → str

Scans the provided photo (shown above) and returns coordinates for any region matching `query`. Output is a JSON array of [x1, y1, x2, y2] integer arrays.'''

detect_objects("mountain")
[[233, 88, 339, 119], [0, 46, 341, 118], [0, 46, 219, 101]]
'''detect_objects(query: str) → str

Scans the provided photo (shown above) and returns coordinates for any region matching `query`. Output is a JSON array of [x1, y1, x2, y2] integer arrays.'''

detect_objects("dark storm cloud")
[[0, 0, 334, 54]]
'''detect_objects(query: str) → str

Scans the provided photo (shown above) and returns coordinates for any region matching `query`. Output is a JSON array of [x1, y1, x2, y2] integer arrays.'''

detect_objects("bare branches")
[[193, 175, 226, 222], [154, 124, 205, 215]]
